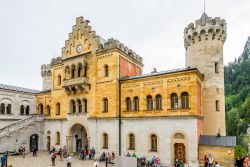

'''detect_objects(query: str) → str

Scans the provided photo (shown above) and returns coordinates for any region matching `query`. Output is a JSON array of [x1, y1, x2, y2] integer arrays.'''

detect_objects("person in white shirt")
[[67, 154, 72, 167], [93, 159, 99, 167], [214, 162, 221, 167]]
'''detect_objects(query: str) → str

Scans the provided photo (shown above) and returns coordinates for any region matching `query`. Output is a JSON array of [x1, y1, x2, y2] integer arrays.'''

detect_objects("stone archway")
[[67, 124, 89, 153]]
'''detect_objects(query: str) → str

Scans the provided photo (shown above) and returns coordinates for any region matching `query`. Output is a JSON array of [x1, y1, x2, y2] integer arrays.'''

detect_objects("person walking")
[[67, 154, 72, 167], [93, 159, 99, 167], [91, 147, 96, 160], [58, 148, 63, 161], [51, 151, 57, 166], [208, 154, 213, 167]]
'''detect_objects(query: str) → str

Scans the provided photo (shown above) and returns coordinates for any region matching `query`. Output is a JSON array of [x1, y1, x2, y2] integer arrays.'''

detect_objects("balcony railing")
[[62, 77, 90, 94]]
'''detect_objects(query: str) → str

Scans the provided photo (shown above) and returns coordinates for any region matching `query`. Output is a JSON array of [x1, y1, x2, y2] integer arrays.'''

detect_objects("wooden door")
[[174, 143, 185, 162]]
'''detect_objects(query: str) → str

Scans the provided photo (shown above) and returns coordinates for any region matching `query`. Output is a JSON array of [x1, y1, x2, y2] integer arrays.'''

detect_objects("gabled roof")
[[120, 68, 203, 81], [199, 135, 236, 147], [0, 83, 40, 94]]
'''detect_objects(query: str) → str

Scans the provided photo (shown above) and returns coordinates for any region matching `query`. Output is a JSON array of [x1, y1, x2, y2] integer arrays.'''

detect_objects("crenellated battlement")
[[41, 64, 51, 77], [50, 57, 62, 66], [97, 38, 143, 64], [184, 13, 227, 48]]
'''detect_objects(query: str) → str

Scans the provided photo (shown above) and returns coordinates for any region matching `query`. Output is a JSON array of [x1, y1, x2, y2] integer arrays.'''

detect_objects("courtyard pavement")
[[7, 151, 106, 167]]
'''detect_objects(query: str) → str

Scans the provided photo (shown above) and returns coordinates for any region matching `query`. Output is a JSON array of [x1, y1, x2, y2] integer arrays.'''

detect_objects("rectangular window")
[[215, 62, 219, 73], [216, 100, 220, 111]]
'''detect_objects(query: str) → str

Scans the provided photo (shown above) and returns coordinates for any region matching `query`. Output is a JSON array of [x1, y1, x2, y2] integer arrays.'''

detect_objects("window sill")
[[102, 147, 108, 149], [128, 148, 135, 150], [102, 111, 108, 113], [144, 109, 163, 112], [168, 108, 191, 111], [150, 149, 158, 152]]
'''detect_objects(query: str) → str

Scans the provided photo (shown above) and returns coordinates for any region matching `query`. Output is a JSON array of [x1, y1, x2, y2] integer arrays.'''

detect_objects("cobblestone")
[[8, 151, 106, 167]]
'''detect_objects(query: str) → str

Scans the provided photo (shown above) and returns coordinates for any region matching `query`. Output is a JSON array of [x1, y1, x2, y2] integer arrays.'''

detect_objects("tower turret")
[[184, 13, 227, 136], [41, 64, 51, 91]]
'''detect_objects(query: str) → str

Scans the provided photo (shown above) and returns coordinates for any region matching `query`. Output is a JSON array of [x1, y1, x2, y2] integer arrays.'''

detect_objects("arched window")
[[6, 104, 11, 114], [57, 75, 61, 85], [151, 134, 157, 151], [20, 105, 24, 115], [129, 134, 135, 150], [103, 98, 108, 112], [146, 95, 153, 110], [77, 100, 82, 113], [103, 133, 108, 149], [134, 96, 139, 111], [25, 106, 30, 115], [56, 103, 60, 115], [104, 64, 109, 77], [56, 132, 60, 145], [155, 94, 162, 110], [77, 64, 82, 77], [71, 100, 76, 113], [65, 66, 70, 80], [71, 65, 75, 79], [181, 92, 189, 108], [0, 103, 5, 114], [83, 65, 88, 77], [83, 98, 87, 113], [39, 104, 44, 114], [46, 105, 50, 116], [170, 93, 178, 109], [125, 97, 132, 111]]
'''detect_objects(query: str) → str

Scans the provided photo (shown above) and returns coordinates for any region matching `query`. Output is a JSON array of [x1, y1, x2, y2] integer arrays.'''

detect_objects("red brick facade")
[[119, 56, 142, 78]]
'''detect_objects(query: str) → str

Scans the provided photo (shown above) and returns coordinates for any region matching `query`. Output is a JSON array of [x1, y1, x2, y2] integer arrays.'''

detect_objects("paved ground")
[[8, 151, 106, 167]]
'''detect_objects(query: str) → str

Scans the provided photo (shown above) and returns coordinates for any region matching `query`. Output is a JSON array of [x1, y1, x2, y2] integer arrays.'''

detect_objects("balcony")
[[62, 77, 90, 94]]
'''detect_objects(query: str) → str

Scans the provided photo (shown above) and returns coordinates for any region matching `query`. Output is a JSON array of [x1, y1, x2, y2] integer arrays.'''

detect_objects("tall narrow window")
[[151, 134, 157, 152], [56, 132, 60, 145], [134, 96, 139, 111], [104, 65, 109, 77], [6, 104, 11, 114], [78, 64, 82, 77], [56, 103, 61, 115], [77, 100, 82, 113], [103, 98, 108, 112], [71, 66, 75, 79], [39, 104, 44, 114], [83, 98, 87, 113], [46, 105, 50, 115], [216, 100, 220, 111], [0, 103, 5, 114], [215, 62, 219, 73], [72, 100, 76, 113], [126, 97, 132, 111], [83, 65, 88, 77], [155, 94, 162, 110], [146, 95, 153, 110], [58, 75, 61, 85], [25, 106, 30, 115], [181, 92, 189, 109], [170, 93, 178, 109], [103, 133, 108, 149], [20, 105, 24, 115], [129, 134, 135, 150]]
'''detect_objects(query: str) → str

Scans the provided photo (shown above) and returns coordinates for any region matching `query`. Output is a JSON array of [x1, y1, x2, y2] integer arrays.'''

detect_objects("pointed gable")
[[62, 16, 101, 59]]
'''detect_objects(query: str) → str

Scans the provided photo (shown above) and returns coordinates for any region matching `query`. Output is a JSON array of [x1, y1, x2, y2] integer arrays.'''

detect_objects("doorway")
[[47, 136, 51, 151], [30, 134, 39, 152], [174, 143, 185, 162]]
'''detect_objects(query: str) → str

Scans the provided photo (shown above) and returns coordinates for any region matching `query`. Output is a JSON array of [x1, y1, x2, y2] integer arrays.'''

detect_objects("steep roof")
[[0, 83, 39, 94], [199, 135, 236, 147]]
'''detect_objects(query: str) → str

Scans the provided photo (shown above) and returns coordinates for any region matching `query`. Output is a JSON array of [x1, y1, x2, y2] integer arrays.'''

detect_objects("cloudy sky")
[[0, 0, 249, 90]]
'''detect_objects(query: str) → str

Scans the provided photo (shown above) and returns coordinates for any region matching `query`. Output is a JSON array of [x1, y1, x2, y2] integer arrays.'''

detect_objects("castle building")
[[35, 12, 227, 166], [0, 12, 236, 166]]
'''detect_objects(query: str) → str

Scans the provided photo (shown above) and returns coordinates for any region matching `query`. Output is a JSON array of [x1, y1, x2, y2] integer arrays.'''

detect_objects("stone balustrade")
[[62, 77, 90, 94]]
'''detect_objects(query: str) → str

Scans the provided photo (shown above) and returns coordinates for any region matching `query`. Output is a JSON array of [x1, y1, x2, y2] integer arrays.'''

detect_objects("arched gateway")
[[67, 123, 89, 153]]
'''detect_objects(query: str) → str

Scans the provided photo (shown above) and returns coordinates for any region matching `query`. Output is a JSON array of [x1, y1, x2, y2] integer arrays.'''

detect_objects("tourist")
[[91, 147, 96, 160], [0, 154, 7, 167], [105, 156, 108, 167], [208, 154, 213, 167], [32, 146, 37, 156], [63, 146, 67, 158], [204, 155, 208, 167], [126, 152, 131, 157], [67, 154, 72, 167], [100, 152, 106, 162], [243, 156, 249, 167], [22, 147, 26, 158], [111, 152, 115, 160], [141, 159, 146, 167], [131, 152, 137, 158], [93, 159, 99, 167], [214, 162, 221, 167], [236, 157, 242, 167], [51, 151, 57, 166], [58, 148, 63, 161], [89, 148, 92, 160], [179, 160, 184, 167]]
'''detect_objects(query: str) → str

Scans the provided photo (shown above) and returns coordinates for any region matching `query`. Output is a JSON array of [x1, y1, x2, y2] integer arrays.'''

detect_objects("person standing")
[[22, 147, 26, 158], [89, 148, 92, 160], [204, 155, 208, 167], [58, 148, 63, 161], [91, 147, 96, 160], [214, 162, 221, 167], [243, 156, 249, 167], [180, 160, 184, 167], [67, 154, 72, 167], [208, 154, 214, 167]]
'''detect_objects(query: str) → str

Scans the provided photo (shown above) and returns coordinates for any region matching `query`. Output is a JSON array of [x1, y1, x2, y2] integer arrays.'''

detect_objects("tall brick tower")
[[184, 12, 227, 136], [41, 64, 51, 91]]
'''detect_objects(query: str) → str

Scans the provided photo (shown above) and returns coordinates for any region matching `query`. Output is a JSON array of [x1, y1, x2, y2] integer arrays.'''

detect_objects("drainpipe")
[[118, 55, 121, 156]]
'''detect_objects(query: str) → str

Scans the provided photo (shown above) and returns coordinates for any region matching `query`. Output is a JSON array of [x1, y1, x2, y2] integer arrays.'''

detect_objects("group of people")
[[78, 145, 96, 160], [204, 154, 215, 167], [235, 155, 249, 167], [173, 159, 184, 167], [99, 151, 115, 167], [18, 146, 26, 158], [49, 146, 72, 167]]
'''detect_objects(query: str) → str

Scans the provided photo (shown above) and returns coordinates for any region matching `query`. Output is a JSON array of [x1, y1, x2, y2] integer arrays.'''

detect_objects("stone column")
[[66, 136, 73, 153]]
